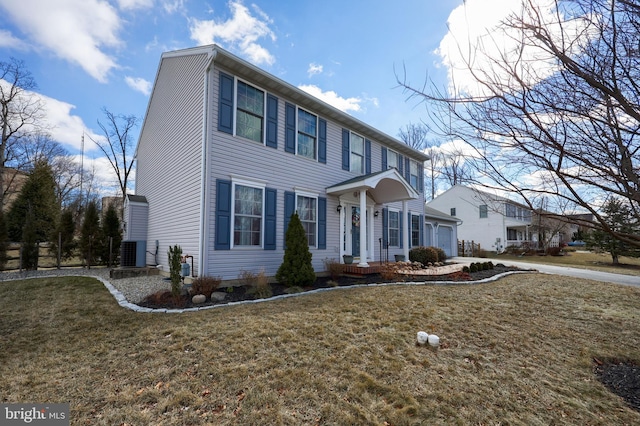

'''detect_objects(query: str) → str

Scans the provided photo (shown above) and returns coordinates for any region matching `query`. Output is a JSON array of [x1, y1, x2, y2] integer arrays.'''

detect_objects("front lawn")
[[1, 274, 639, 425]]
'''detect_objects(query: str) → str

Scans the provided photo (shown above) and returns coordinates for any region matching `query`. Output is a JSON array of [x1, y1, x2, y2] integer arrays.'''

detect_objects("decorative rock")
[[417, 331, 429, 345], [428, 334, 440, 348], [211, 292, 226, 302], [192, 294, 206, 304]]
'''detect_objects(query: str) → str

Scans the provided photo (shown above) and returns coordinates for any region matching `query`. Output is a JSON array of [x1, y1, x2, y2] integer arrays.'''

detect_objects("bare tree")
[[89, 108, 138, 207], [0, 58, 45, 207], [398, 122, 430, 151], [398, 0, 640, 248]]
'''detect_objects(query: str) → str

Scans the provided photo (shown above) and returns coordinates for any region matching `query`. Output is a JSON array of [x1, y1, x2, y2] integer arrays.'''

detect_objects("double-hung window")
[[387, 149, 399, 170], [350, 132, 365, 174], [479, 204, 488, 219], [297, 109, 317, 159], [409, 161, 419, 190], [388, 210, 399, 247], [234, 184, 263, 247], [236, 81, 264, 143], [297, 194, 317, 246], [411, 215, 421, 247]]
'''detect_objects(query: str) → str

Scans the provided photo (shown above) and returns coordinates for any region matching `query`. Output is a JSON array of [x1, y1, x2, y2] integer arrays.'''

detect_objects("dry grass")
[[1, 274, 640, 425]]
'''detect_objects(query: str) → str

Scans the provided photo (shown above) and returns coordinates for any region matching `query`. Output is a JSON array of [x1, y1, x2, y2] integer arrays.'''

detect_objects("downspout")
[[198, 49, 218, 277]]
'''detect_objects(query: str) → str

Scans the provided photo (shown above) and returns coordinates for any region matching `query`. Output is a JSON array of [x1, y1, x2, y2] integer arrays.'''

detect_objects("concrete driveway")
[[452, 256, 640, 288]]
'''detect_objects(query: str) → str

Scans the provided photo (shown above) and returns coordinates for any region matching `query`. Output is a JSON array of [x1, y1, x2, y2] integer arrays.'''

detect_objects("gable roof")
[[148, 45, 429, 163], [424, 205, 461, 223], [326, 168, 419, 204]]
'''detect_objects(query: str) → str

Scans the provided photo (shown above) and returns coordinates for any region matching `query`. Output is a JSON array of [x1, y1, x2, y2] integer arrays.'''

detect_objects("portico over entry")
[[326, 168, 419, 267]]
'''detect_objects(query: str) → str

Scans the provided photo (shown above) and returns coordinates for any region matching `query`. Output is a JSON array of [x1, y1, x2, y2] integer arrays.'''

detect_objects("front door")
[[351, 206, 360, 257]]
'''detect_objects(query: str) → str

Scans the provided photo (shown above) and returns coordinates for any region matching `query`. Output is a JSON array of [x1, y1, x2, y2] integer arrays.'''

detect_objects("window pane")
[[389, 211, 399, 247], [297, 195, 317, 246], [351, 133, 364, 174], [388, 151, 398, 169], [234, 185, 262, 246], [412, 215, 420, 247], [236, 110, 263, 143], [479, 205, 488, 218], [298, 133, 316, 159], [298, 109, 316, 136], [237, 82, 264, 115]]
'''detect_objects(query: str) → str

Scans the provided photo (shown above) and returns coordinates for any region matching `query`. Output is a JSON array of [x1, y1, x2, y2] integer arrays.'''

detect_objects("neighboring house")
[[130, 45, 429, 280], [427, 185, 535, 252], [424, 206, 460, 257], [2, 167, 28, 212]]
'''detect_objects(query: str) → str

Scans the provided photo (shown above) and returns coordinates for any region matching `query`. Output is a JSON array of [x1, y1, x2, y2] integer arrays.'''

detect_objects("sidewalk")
[[452, 257, 640, 288]]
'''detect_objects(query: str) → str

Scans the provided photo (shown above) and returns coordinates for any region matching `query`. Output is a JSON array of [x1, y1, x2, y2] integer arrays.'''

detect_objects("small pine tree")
[[101, 204, 122, 267], [21, 206, 39, 270], [80, 201, 102, 268], [586, 198, 640, 264], [168, 245, 183, 297], [276, 212, 315, 287], [50, 209, 76, 266]]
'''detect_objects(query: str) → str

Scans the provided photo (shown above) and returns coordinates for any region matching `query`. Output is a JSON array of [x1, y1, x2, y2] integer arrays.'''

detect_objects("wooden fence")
[[458, 240, 482, 257]]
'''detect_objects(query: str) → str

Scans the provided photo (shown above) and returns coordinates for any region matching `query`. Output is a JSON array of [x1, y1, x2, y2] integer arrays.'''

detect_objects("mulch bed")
[[594, 359, 640, 413], [138, 265, 523, 310]]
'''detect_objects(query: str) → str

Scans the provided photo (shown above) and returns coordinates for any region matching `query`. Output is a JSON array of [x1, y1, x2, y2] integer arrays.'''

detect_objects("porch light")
[[374, 210, 379, 217], [336, 204, 342, 213]]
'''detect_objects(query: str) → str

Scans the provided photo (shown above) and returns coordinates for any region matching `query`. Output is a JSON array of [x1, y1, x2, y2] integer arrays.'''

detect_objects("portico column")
[[339, 199, 345, 261], [402, 200, 409, 261], [358, 188, 369, 267]]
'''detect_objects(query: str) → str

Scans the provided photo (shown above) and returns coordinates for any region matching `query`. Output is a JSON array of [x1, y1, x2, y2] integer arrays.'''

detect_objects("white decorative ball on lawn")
[[428, 334, 440, 347], [417, 331, 429, 345]]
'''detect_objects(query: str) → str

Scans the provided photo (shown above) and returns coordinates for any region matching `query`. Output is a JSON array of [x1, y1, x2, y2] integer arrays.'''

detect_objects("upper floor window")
[[350, 132, 365, 174], [410, 161, 419, 190], [297, 108, 317, 159], [297, 194, 317, 246], [236, 81, 265, 143], [450, 208, 456, 216], [388, 210, 399, 247], [479, 204, 488, 219], [234, 184, 263, 247], [387, 149, 399, 170]]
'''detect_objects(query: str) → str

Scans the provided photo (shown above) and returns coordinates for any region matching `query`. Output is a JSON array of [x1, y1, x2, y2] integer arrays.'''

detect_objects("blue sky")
[[0, 0, 514, 194]]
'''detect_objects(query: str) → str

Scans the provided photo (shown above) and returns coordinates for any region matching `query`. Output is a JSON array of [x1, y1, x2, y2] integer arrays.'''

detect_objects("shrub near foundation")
[[409, 246, 439, 265], [190, 276, 221, 299]]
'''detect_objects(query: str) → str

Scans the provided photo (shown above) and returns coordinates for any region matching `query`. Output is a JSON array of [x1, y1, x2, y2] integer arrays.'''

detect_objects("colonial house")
[[128, 45, 428, 280], [427, 185, 534, 252], [427, 185, 575, 253]]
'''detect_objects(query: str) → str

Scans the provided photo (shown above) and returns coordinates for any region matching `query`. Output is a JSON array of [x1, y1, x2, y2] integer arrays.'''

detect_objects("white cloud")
[[0, 29, 29, 50], [161, 0, 185, 14], [189, 0, 276, 65], [298, 84, 362, 113], [437, 0, 588, 97], [125, 76, 152, 95], [0, 0, 122, 82], [307, 63, 323, 77], [116, 0, 153, 10]]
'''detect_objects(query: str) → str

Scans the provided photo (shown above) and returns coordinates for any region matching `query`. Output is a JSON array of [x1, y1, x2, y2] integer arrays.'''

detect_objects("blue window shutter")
[[218, 72, 234, 134], [399, 211, 403, 249], [398, 154, 404, 176], [408, 212, 412, 249], [318, 118, 327, 163], [283, 191, 295, 248], [215, 179, 231, 250], [365, 139, 371, 174], [266, 94, 278, 148], [285, 103, 296, 153], [318, 197, 326, 249], [381, 147, 387, 170], [342, 129, 350, 170], [382, 207, 388, 246], [264, 188, 277, 250], [419, 214, 424, 246], [405, 157, 411, 182]]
